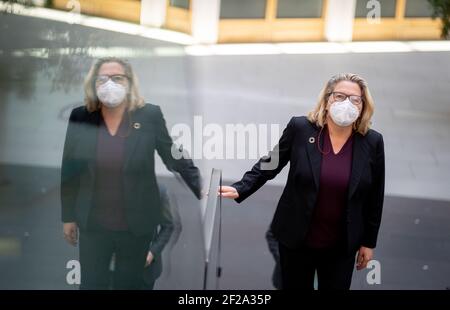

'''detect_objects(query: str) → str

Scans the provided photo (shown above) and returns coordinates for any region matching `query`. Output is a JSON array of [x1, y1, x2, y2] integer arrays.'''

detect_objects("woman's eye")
[[112, 76, 123, 82], [351, 97, 362, 104]]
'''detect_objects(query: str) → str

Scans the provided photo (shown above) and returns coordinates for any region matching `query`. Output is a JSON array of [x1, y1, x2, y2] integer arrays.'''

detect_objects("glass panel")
[[170, 0, 190, 10], [220, 0, 267, 19], [355, 0, 397, 18], [202, 169, 222, 290], [276, 0, 324, 18], [0, 11, 205, 290], [405, 0, 433, 17]]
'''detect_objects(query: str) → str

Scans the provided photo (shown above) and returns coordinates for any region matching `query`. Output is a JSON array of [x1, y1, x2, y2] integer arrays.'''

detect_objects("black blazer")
[[231, 116, 385, 253], [60, 104, 202, 236]]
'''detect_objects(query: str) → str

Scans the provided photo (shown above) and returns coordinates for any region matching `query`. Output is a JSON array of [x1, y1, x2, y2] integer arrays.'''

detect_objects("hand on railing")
[[217, 186, 239, 199]]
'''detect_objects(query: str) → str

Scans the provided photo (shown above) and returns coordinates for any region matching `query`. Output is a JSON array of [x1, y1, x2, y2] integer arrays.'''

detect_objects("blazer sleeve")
[[361, 134, 385, 249], [154, 105, 203, 199], [231, 117, 296, 203], [60, 109, 81, 223]]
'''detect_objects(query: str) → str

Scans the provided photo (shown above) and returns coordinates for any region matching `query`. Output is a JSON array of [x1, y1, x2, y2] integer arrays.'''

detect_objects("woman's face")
[[95, 62, 129, 90], [327, 80, 364, 114]]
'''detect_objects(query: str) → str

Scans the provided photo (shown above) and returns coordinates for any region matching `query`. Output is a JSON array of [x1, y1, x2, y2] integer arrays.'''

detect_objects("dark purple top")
[[90, 113, 129, 231], [305, 125, 354, 248]]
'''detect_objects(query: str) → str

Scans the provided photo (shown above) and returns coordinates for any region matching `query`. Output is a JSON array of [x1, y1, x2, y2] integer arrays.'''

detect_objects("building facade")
[[52, 0, 442, 43]]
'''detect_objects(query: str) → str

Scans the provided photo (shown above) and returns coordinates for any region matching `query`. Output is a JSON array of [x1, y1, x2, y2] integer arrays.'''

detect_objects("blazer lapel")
[[305, 125, 323, 191], [85, 110, 101, 176], [123, 110, 142, 171], [347, 132, 369, 200]]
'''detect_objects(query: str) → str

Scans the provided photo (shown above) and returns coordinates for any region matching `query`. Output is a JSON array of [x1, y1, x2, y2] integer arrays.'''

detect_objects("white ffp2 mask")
[[329, 99, 360, 127], [96, 80, 127, 108]]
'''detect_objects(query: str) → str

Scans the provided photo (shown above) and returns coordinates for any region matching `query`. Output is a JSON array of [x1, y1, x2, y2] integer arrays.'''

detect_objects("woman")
[[220, 73, 385, 290], [61, 57, 202, 289]]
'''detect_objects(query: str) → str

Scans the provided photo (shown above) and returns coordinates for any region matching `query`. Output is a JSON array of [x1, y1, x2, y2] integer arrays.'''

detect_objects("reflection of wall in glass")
[[276, 0, 323, 18], [355, 0, 397, 18], [405, 0, 433, 17], [220, 0, 267, 19], [170, 0, 190, 10]]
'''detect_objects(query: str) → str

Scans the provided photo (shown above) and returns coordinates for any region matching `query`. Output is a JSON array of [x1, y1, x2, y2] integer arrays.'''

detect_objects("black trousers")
[[278, 242, 356, 290], [79, 229, 152, 290]]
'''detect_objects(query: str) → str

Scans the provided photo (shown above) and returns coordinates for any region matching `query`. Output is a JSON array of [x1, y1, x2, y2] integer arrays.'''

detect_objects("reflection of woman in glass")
[[61, 57, 202, 289], [220, 74, 385, 290]]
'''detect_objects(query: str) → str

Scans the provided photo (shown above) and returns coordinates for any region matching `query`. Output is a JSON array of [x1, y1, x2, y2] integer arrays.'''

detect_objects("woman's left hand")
[[356, 246, 373, 270]]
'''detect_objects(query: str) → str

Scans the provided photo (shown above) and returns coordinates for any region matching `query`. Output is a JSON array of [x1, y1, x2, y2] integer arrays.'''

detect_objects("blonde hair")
[[83, 57, 145, 112], [307, 73, 374, 135]]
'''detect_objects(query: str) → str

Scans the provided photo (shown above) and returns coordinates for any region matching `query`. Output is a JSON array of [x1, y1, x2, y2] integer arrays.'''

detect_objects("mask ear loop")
[[115, 80, 132, 138], [317, 99, 331, 155], [317, 93, 359, 155], [317, 96, 331, 155]]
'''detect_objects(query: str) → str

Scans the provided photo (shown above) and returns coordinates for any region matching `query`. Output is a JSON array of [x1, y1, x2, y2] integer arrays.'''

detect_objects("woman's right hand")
[[218, 186, 239, 199], [63, 222, 78, 246]]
